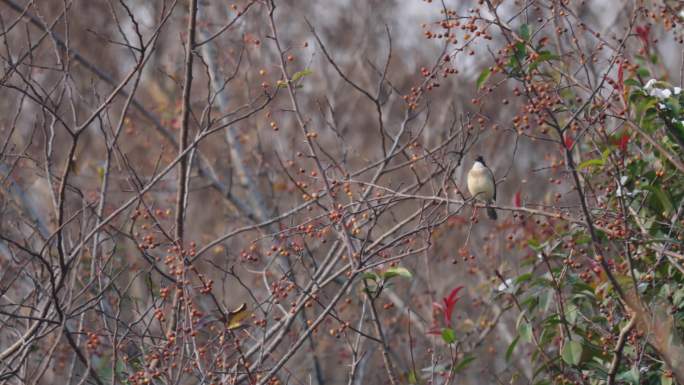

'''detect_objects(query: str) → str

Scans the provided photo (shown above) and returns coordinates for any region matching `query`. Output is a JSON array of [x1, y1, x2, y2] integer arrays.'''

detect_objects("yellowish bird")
[[467, 155, 497, 220], [226, 303, 251, 330]]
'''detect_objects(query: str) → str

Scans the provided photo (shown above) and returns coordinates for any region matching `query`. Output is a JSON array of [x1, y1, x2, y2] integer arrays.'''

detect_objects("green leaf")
[[661, 373, 673, 385], [519, 24, 531, 41], [536, 50, 559, 62], [636, 67, 650, 78], [516, 310, 527, 330], [505, 335, 520, 362], [382, 266, 412, 280], [624, 79, 640, 87], [514, 42, 526, 61], [291, 68, 313, 82], [362, 272, 379, 281], [518, 321, 532, 343], [452, 354, 476, 373], [616, 366, 640, 385], [565, 304, 578, 325], [407, 370, 419, 384], [539, 288, 554, 313], [522, 295, 540, 313], [527, 238, 542, 251], [514, 272, 533, 285], [561, 340, 583, 366], [441, 328, 456, 344], [578, 158, 605, 170], [673, 288, 684, 308], [476, 68, 491, 90], [643, 185, 675, 215]]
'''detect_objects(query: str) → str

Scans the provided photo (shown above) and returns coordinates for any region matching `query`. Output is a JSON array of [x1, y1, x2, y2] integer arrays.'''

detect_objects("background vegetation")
[[1, 0, 683, 384]]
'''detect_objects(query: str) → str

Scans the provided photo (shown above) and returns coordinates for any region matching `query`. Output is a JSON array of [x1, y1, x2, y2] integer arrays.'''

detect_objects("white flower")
[[650, 88, 672, 99], [645, 79, 678, 99], [497, 278, 513, 291], [680, 9, 684, 19], [659, 103, 666, 109]]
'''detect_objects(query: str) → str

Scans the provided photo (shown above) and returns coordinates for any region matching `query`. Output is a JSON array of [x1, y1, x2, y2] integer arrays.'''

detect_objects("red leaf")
[[608, 77, 619, 90], [449, 286, 462, 300], [442, 286, 464, 325], [618, 132, 629, 152], [514, 190, 522, 208], [617, 62, 624, 91], [563, 134, 574, 150], [635, 26, 650, 51]]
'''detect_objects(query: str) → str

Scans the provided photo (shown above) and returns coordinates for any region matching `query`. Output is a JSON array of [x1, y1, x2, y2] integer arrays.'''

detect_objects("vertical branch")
[[150, 0, 198, 378], [363, 286, 399, 385], [176, 0, 198, 244]]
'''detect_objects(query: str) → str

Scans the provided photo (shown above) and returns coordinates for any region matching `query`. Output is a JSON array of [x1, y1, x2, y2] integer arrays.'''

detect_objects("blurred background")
[[1, 0, 683, 384]]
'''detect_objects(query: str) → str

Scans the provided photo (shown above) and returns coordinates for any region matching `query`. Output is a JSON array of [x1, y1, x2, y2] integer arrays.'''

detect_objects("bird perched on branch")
[[467, 155, 497, 220]]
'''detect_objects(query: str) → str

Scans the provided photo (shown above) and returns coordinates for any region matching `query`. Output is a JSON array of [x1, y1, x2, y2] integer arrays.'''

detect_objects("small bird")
[[467, 155, 497, 220]]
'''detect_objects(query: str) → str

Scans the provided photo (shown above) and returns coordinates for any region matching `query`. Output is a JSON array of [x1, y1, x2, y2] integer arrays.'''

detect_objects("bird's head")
[[474, 155, 486, 166]]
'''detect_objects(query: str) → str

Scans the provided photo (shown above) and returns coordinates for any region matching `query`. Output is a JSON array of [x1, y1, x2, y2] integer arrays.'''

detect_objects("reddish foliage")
[[514, 190, 522, 208], [617, 132, 630, 153], [617, 61, 624, 91], [635, 25, 650, 51], [442, 286, 464, 325], [563, 134, 574, 151]]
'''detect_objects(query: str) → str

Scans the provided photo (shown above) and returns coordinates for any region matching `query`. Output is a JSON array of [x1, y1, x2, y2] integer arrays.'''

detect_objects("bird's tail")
[[486, 205, 497, 220]]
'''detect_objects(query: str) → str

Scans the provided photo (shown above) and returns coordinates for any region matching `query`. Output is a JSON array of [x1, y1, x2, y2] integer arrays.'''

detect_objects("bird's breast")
[[467, 168, 494, 201]]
